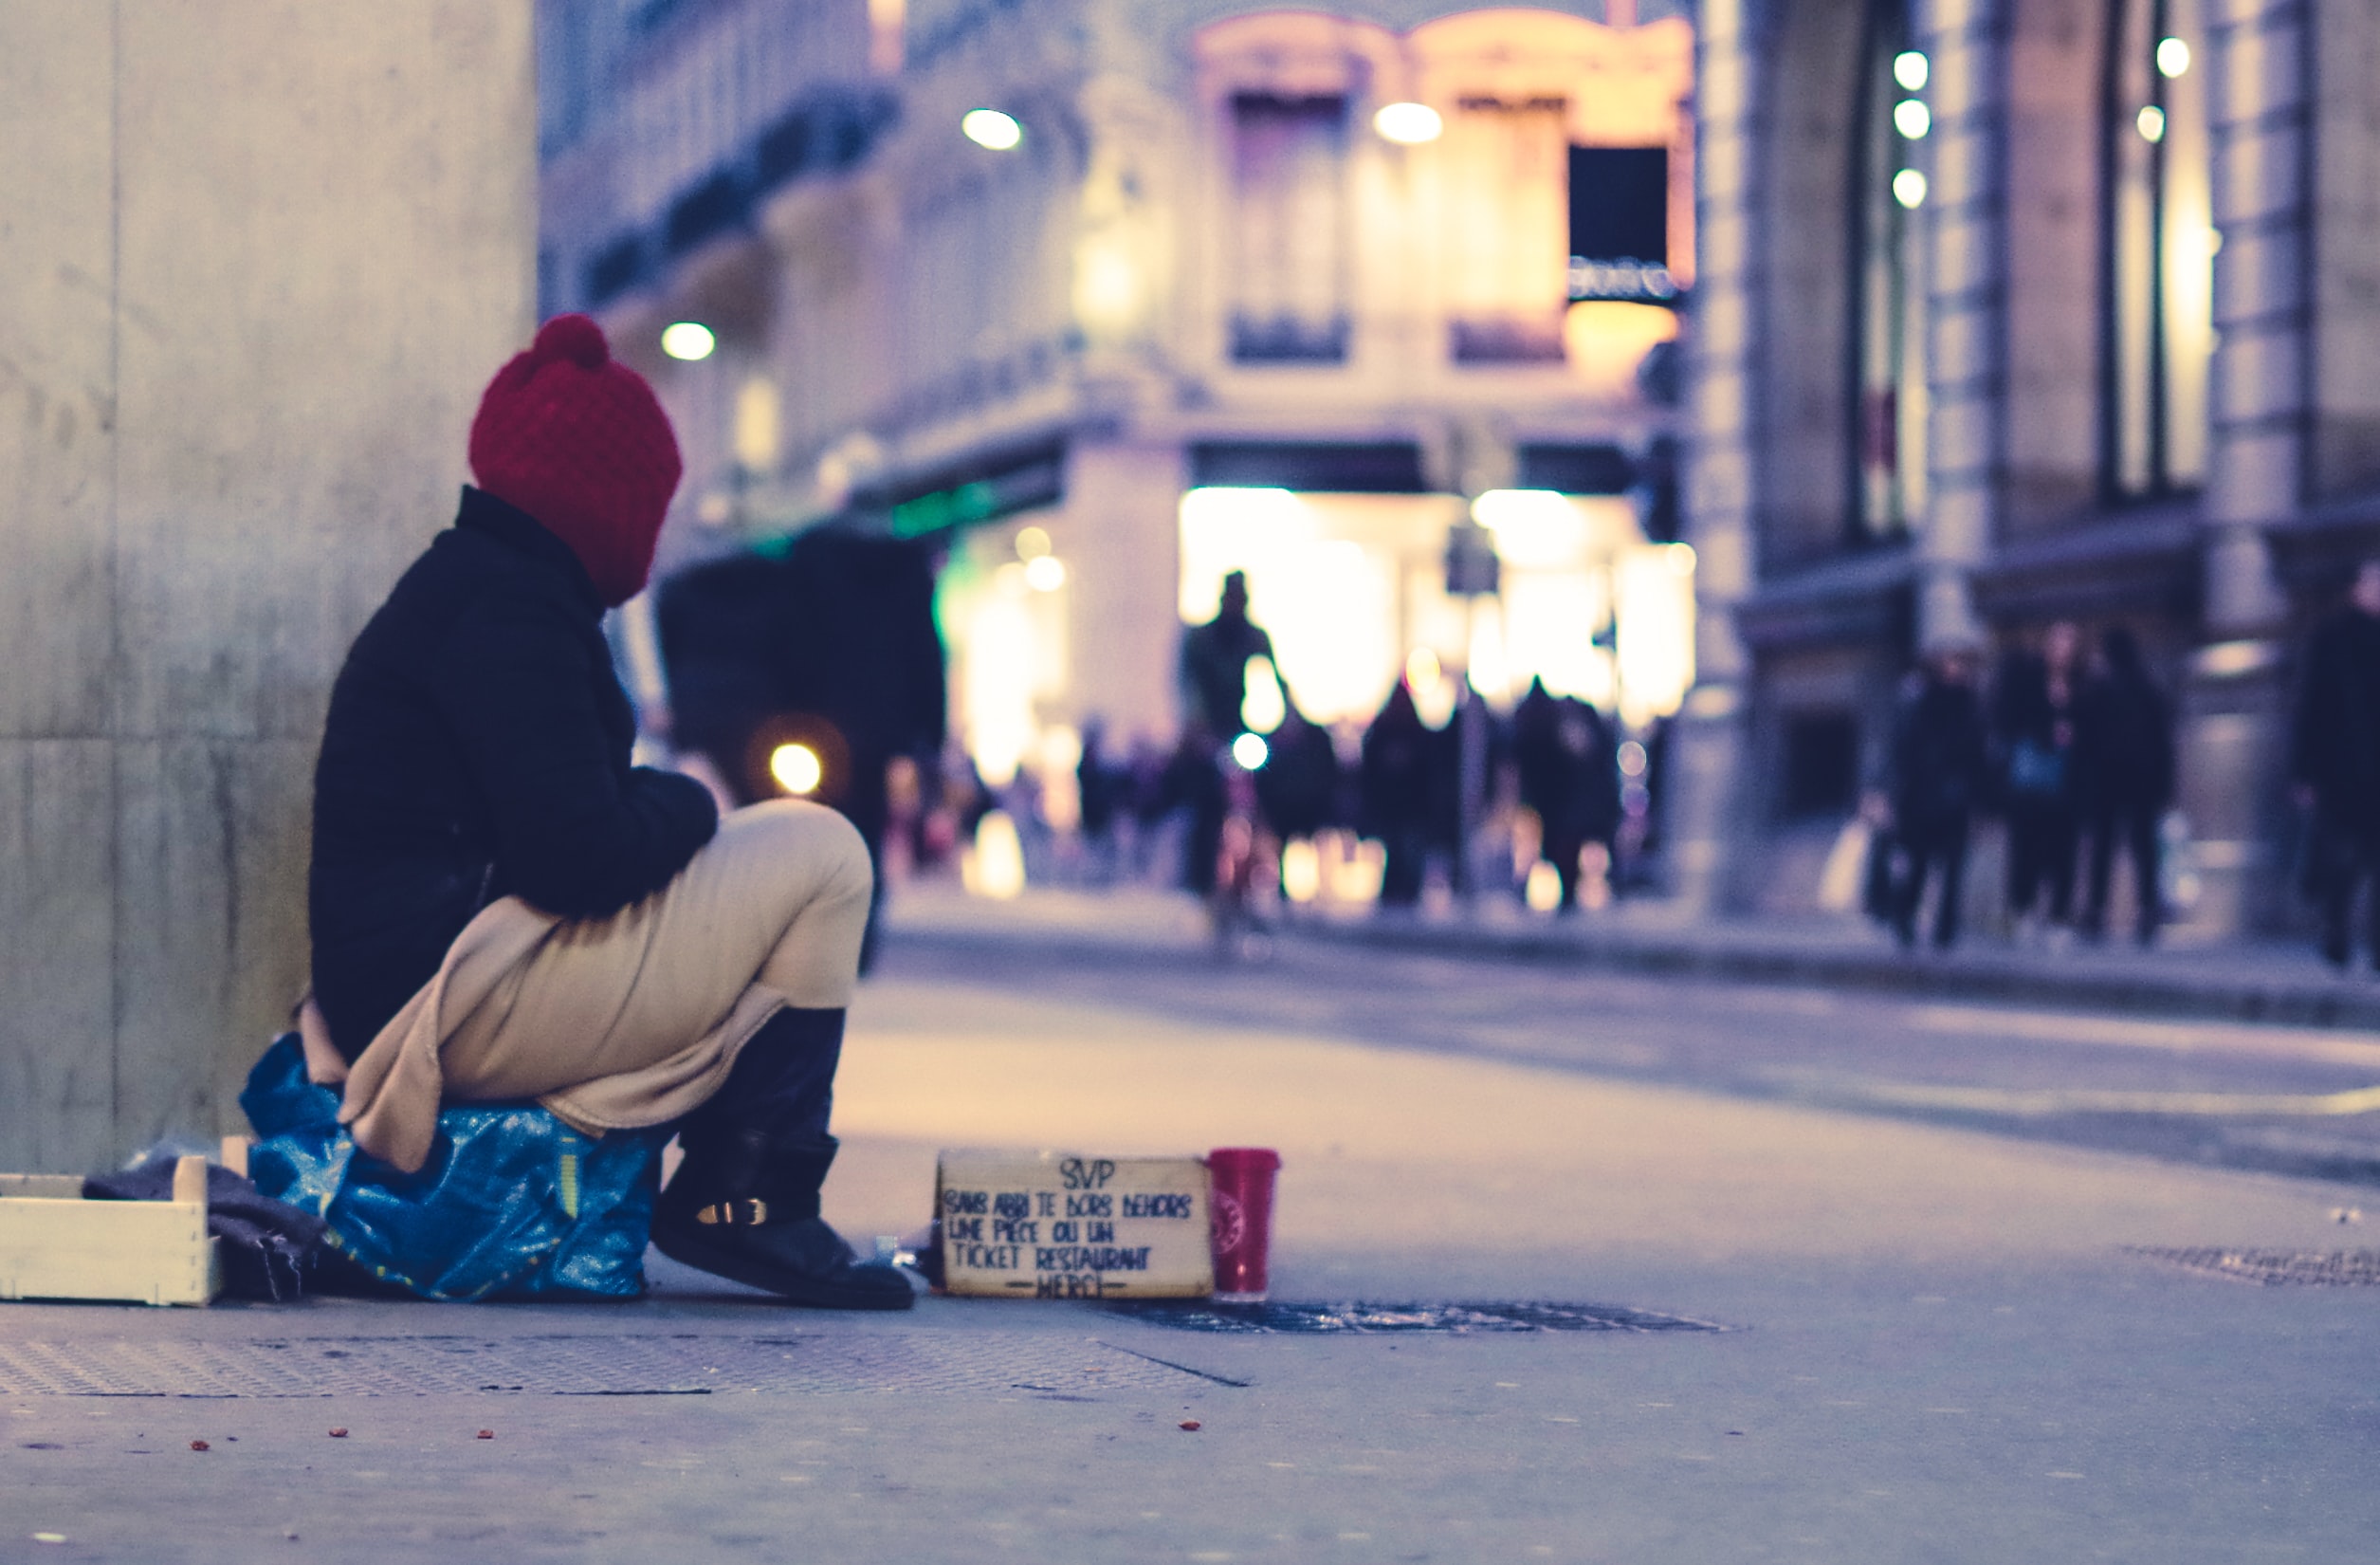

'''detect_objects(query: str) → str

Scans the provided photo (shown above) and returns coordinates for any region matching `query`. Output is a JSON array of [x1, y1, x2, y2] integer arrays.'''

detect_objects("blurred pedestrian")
[[1887, 647, 1990, 950], [2290, 557, 2380, 969], [1362, 682, 1437, 909], [1076, 716, 1126, 882], [1254, 698, 1341, 860], [1510, 678, 1620, 911], [1992, 620, 2083, 938], [1180, 571, 1275, 738], [2074, 625, 2174, 946], [1177, 571, 1275, 896]]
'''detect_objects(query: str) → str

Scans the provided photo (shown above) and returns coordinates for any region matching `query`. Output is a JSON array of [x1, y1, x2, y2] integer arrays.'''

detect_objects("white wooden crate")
[[0, 1154, 220, 1307]]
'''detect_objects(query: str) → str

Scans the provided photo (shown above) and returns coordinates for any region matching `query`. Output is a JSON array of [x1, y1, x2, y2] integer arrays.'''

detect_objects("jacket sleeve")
[[435, 593, 719, 919]]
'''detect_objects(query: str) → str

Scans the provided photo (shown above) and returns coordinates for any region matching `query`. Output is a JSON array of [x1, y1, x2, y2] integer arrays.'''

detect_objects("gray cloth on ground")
[[84, 1158, 329, 1303]]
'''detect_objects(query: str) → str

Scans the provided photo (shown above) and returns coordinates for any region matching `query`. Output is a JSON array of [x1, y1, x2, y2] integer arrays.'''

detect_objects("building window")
[[1227, 93, 1352, 364], [1850, 0, 1928, 539], [2102, 0, 2211, 499], [1445, 96, 1571, 364]]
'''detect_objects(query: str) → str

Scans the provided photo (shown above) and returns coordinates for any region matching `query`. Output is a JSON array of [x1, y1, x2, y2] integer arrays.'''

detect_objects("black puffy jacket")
[[308, 488, 717, 1059]]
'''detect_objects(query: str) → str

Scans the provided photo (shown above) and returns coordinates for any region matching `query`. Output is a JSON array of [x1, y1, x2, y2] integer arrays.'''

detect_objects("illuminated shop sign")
[[1568, 144, 1675, 303]]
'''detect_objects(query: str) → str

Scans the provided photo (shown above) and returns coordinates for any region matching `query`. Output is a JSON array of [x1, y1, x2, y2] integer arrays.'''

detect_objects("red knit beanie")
[[468, 314, 683, 607]]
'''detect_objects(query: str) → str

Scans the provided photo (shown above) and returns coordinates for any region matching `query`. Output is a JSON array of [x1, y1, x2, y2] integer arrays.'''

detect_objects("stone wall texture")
[[0, 3, 534, 1170]]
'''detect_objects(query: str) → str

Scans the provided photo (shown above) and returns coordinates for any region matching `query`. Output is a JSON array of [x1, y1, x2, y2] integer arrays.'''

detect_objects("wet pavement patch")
[[1096, 1300, 1724, 1334], [2126, 1247, 2380, 1286]]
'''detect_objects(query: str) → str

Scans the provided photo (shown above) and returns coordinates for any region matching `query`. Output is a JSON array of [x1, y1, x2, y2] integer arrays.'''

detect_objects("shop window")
[[1850, 0, 1927, 539], [2101, 0, 2211, 499], [1446, 97, 1570, 364], [1228, 93, 1352, 364], [1781, 710, 1861, 819]]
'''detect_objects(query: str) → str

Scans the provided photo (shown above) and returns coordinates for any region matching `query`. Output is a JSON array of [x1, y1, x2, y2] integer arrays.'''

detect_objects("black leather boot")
[[652, 1128, 914, 1309]]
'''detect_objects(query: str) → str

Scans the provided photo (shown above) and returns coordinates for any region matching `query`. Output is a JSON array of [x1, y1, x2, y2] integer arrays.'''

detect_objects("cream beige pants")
[[319, 800, 873, 1174]]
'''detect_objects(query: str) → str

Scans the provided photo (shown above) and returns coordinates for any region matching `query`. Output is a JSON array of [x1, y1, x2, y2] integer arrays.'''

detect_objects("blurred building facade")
[[538, 0, 1697, 797], [1678, 0, 2380, 934]]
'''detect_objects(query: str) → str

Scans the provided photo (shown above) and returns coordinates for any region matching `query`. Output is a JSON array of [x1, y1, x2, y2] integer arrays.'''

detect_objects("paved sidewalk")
[[888, 883, 2380, 1029], [7, 967, 2377, 1562]]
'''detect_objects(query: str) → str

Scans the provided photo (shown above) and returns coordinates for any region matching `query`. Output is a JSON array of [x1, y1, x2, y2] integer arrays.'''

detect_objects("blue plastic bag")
[[240, 1033, 668, 1301]]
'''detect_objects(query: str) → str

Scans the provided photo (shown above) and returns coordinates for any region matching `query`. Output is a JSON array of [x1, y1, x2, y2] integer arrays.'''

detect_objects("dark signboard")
[[1567, 145, 1675, 302]]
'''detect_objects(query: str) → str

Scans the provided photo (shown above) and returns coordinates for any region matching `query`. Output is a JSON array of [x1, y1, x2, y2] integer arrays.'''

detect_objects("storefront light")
[[1231, 732, 1270, 771], [1892, 169, 1929, 209], [2156, 37, 2190, 78], [2136, 105, 2167, 143], [1373, 101, 1443, 145], [1893, 51, 1929, 92], [961, 108, 1023, 150], [1893, 100, 1931, 139], [660, 321, 715, 361]]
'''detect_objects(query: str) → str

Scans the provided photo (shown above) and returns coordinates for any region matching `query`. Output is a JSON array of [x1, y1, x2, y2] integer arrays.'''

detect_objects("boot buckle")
[[695, 1198, 769, 1226]]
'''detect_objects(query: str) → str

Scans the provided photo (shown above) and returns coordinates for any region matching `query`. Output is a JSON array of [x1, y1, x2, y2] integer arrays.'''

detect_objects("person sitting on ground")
[[305, 314, 909, 1310]]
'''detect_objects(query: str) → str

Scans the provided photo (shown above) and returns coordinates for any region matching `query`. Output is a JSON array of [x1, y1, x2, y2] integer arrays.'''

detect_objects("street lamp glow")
[[1893, 50, 1930, 92], [1023, 554, 1067, 593], [2156, 36, 2190, 78], [1373, 101, 1443, 145], [1231, 731, 1270, 771], [660, 321, 716, 361], [961, 108, 1022, 150], [1892, 168, 1929, 209], [1893, 99, 1931, 139], [2136, 104, 2167, 143], [769, 742, 823, 796]]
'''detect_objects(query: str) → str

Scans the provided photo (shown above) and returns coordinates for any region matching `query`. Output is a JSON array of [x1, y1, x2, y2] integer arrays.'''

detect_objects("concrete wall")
[[0, 3, 534, 1171]]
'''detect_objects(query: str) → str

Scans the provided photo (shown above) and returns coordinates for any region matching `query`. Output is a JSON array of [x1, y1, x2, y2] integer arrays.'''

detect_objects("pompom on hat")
[[468, 314, 683, 607]]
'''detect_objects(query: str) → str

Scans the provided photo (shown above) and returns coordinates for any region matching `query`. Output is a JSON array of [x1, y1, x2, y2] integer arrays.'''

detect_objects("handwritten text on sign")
[[936, 1151, 1213, 1299]]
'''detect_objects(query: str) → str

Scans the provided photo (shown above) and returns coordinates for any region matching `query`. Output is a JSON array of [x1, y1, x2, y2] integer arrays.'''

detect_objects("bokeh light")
[[961, 109, 1022, 150], [1372, 102, 1443, 145], [660, 321, 716, 361], [768, 742, 822, 796]]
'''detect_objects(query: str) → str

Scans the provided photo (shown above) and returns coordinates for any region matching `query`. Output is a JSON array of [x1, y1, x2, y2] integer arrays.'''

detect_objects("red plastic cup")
[[1206, 1148, 1282, 1302]]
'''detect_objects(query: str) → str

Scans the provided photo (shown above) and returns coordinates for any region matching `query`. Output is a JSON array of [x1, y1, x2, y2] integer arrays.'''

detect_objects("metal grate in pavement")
[[2127, 1247, 2380, 1286], [0, 1333, 1213, 1398], [1100, 1300, 1724, 1335]]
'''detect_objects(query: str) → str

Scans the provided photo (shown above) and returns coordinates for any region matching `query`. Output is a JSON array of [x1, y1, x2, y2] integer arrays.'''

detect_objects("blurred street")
[[10, 917, 2380, 1563], [888, 888, 2380, 1187]]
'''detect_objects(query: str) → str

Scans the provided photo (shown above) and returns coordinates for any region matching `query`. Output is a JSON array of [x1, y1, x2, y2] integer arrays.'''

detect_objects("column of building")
[[1913, 0, 2005, 653], [2183, 0, 2311, 933], [1669, 0, 1760, 913], [0, 4, 534, 1169]]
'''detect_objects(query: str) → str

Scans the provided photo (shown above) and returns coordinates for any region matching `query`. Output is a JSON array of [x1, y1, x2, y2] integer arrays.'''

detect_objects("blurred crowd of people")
[[1873, 555, 2380, 970], [1874, 623, 2174, 953], [644, 537, 2380, 972]]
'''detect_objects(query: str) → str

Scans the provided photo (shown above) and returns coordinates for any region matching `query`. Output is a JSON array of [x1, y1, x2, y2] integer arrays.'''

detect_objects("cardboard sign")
[[936, 1151, 1213, 1299]]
